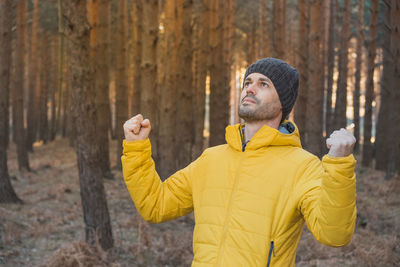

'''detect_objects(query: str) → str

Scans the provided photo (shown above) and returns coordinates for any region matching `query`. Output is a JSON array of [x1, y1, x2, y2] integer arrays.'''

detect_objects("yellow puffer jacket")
[[122, 122, 357, 267]]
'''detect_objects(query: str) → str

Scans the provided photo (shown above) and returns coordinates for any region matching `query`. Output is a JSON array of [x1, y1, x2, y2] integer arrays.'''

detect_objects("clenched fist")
[[123, 114, 151, 141], [326, 128, 356, 157]]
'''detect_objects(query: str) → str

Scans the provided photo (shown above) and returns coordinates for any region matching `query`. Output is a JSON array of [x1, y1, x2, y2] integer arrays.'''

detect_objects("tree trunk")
[[362, 0, 379, 167], [62, 43, 69, 138], [0, 0, 22, 203], [63, 0, 113, 250], [260, 0, 271, 57], [39, 33, 49, 144], [108, 1, 117, 140], [209, 0, 230, 146], [55, 0, 65, 139], [94, 0, 113, 178], [14, 0, 30, 172], [49, 36, 58, 141], [26, 0, 40, 152], [157, 0, 178, 179], [273, 0, 285, 59], [140, 0, 159, 154], [132, 0, 142, 116], [175, 0, 194, 170], [325, 0, 337, 137], [115, 0, 129, 170], [223, 0, 234, 122], [305, 0, 323, 157], [246, 16, 257, 65], [333, 0, 351, 130], [353, 0, 364, 154], [375, 0, 392, 170], [386, 0, 400, 176], [192, 0, 209, 159], [294, 0, 308, 140]]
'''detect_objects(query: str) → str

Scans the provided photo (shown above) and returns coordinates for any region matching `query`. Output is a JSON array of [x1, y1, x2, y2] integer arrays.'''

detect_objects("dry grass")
[[1, 138, 399, 266]]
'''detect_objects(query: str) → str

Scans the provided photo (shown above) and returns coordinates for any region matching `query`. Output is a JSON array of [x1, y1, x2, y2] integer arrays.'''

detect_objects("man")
[[122, 58, 357, 267]]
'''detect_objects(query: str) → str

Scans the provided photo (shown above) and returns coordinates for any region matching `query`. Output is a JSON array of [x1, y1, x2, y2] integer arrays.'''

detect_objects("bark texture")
[[294, 0, 308, 140], [333, 0, 352, 130], [325, 0, 337, 136], [140, 0, 159, 154], [273, 0, 286, 58], [375, 0, 392, 170], [115, 0, 129, 170], [14, 0, 30, 171], [63, 0, 113, 250], [0, 0, 22, 203], [305, 0, 323, 157], [27, 0, 40, 151], [192, 0, 209, 159], [89, 0, 113, 178], [158, 0, 178, 179], [175, 0, 194, 170], [353, 0, 364, 153], [386, 0, 400, 176], [39, 34, 49, 144], [209, 0, 231, 146], [132, 0, 142, 116], [362, 0, 379, 167]]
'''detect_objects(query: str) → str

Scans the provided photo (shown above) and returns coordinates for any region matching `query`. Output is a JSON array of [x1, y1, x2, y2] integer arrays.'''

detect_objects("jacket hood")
[[225, 120, 302, 151]]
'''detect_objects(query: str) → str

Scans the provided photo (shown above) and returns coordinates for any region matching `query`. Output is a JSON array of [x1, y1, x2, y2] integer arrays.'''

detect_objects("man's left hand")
[[326, 128, 356, 157]]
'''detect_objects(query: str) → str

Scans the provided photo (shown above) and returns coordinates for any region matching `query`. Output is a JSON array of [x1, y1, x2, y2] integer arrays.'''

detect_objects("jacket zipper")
[[267, 241, 275, 267], [240, 126, 248, 152], [216, 143, 245, 266]]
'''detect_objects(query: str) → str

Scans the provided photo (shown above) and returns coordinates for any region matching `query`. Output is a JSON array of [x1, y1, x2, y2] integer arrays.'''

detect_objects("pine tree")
[[325, 0, 337, 137], [333, 0, 352, 130], [115, 0, 129, 170], [353, 0, 364, 154], [63, 0, 113, 250], [39, 33, 49, 144], [140, 0, 159, 153], [87, 0, 113, 178], [158, 0, 178, 179], [362, 0, 379, 167], [132, 0, 142, 116], [305, 0, 323, 157], [375, 0, 391, 170], [386, 0, 400, 176], [176, 0, 194, 169], [294, 0, 309, 140], [27, 0, 40, 151], [192, 0, 210, 159], [14, 0, 30, 171], [0, 0, 22, 203]]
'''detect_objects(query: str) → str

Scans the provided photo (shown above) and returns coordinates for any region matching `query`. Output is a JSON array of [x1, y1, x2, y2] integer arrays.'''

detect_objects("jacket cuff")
[[322, 154, 356, 185], [123, 139, 151, 155]]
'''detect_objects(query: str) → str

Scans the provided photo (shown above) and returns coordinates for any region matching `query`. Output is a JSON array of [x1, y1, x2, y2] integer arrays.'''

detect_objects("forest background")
[[0, 0, 399, 266]]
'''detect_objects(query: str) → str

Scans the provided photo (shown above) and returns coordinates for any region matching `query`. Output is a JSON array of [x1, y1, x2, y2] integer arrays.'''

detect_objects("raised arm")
[[121, 114, 196, 223], [296, 128, 357, 246]]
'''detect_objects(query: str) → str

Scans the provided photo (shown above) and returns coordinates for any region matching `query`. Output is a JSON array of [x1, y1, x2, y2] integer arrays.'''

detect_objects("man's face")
[[238, 73, 282, 122]]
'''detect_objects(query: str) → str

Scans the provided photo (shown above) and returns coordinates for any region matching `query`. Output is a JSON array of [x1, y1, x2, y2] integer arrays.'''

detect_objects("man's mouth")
[[242, 96, 257, 104]]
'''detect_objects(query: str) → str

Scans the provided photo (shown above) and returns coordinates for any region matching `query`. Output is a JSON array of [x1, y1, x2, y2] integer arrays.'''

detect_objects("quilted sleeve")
[[296, 154, 357, 247], [121, 139, 198, 223]]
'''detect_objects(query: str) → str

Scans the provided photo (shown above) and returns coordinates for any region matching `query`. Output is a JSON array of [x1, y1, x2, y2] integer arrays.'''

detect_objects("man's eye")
[[244, 82, 250, 87], [261, 82, 268, 87]]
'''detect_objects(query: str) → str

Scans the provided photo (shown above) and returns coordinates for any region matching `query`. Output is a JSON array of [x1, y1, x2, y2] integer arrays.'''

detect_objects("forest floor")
[[0, 137, 399, 267]]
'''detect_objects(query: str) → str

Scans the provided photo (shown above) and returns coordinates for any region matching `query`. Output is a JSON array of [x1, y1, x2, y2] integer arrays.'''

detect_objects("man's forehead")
[[245, 73, 272, 82]]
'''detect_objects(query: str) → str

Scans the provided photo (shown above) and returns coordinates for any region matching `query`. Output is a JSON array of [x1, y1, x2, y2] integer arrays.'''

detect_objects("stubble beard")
[[238, 97, 280, 122]]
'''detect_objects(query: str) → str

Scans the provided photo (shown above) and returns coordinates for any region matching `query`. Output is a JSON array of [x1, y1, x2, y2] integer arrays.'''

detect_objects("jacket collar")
[[225, 120, 302, 151]]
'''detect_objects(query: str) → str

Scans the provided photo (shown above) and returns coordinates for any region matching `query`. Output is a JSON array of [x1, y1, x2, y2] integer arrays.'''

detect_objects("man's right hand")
[[123, 114, 151, 141]]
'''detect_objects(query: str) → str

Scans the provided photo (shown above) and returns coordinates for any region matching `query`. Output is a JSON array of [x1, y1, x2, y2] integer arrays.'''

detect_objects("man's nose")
[[245, 83, 256, 95]]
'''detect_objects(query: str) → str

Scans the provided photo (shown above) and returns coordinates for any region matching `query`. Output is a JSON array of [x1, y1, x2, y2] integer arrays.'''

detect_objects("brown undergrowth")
[[0, 138, 399, 266]]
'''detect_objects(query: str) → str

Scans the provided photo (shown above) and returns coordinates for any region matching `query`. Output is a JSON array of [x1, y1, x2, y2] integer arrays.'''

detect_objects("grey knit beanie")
[[243, 58, 299, 122]]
